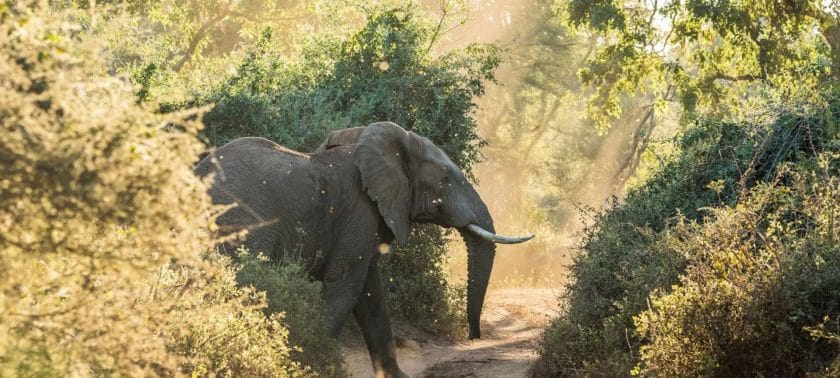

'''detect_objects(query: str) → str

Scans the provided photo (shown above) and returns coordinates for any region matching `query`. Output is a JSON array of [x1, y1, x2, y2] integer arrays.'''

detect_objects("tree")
[[563, 0, 838, 188], [452, 0, 649, 230], [567, 0, 838, 128]]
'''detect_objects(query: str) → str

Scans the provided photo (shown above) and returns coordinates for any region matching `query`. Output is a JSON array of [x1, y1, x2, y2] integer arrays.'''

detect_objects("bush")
[[236, 251, 346, 377], [162, 253, 307, 377], [194, 7, 497, 168], [636, 157, 840, 376], [378, 226, 467, 336], [534, 89, 840, 376], [0, 4, 307, 376]]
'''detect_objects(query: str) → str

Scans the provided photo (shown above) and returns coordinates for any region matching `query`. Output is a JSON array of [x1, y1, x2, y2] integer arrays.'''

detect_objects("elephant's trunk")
[[457, 186, 534, 339], [458, 196, 497, 340], [461, 229, 494, 339]]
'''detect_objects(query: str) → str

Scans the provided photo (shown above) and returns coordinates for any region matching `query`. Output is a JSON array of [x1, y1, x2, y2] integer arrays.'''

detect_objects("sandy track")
[[342, 288, 559, 378]]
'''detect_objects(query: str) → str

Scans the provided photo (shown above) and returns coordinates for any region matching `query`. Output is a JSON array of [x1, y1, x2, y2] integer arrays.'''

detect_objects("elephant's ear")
[[314, 126, 366, 152], [353, 122, 411, 245]]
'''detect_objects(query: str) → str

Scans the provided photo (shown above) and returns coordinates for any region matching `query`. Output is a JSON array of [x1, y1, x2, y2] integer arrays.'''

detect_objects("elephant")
[[194, 122, 533, 378]]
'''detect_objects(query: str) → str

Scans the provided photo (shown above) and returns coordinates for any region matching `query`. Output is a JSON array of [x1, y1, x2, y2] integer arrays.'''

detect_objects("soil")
[[341, 288, 559, 378]]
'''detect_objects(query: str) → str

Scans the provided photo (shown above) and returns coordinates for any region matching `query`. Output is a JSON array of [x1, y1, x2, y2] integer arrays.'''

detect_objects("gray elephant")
[[194, 122, 532, 378]]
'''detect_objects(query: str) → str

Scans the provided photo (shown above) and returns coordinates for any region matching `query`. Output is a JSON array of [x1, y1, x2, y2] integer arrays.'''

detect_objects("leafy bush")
[[378, 226, 468, 336], [534, 89, 840, 376], [236, 251, 345, 377], [0, 4, 307, 376], [635, 159, 840, 376], [196, 6, 498, 168], [162, 253, 307, 377], [185, 5, 499, 335]]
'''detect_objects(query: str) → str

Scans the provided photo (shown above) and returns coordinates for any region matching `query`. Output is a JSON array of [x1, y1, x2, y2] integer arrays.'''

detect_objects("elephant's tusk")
[[466, 224, 534, 244]]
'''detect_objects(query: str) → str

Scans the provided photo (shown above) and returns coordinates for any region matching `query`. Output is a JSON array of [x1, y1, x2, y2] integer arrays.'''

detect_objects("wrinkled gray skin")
[[195, 122, 529, 378]]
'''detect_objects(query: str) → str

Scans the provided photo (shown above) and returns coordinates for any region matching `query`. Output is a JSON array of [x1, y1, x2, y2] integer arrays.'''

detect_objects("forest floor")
[[341, 288, 559, 377]]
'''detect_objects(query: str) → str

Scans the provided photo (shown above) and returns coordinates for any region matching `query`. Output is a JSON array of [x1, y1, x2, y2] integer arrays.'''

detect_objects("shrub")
[[196, 7, 498, 169], [0, 4, 306, 376], [636, 156, 840, 376], [378, 226, 467, 336], [534, 89, 840, 375], [162, 253, 307, 377], [236, 251, 346, 377]]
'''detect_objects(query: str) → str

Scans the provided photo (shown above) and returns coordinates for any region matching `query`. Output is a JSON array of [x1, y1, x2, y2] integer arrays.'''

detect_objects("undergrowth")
[[236, 251, 346, 377], [534, 88, 840, 376], [0, 3, 310, 376]]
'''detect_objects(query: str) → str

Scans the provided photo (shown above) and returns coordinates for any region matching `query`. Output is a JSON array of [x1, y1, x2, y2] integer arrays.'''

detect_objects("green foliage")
[[162, 254, 307, 377], [196, 5, 498, 170], [379, 226, 467, 336], [116, 0, 303, 72], [565, 0, 839, 128], [187, 5, 498, 335], [635, 160, 840, 376], [534, 88, 840, 376], [0, 3, 307, 376], [236, 251, 346, 377]]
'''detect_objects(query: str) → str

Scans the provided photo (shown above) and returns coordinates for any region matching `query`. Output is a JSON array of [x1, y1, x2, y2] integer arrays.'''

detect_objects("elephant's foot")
[[373, 369, 409, 378], [373, 361, 409, 378]]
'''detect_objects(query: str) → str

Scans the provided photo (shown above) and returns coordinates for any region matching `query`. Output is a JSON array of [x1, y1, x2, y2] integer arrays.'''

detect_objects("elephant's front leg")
[[353, 266, 408, 378]]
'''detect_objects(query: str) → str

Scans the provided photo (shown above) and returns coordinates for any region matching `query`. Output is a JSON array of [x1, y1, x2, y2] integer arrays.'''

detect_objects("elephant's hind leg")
[[353, 267, 408, 378], [323, 251, 372, 337]]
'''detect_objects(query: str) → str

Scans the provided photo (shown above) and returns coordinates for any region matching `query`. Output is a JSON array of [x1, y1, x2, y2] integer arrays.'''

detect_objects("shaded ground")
[[342, 288, 559, 377]]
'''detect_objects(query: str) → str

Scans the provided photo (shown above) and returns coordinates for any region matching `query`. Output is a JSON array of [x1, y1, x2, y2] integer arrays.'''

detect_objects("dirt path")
[[342, 288, 559, 378]]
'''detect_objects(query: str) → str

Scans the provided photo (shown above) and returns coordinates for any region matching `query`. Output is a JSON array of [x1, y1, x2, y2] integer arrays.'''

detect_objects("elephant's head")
[[350, 122, 533, 339]]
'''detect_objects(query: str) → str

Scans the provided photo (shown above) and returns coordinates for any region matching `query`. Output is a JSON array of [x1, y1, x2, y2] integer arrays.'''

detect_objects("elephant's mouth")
[[465, 224, 534, 244]]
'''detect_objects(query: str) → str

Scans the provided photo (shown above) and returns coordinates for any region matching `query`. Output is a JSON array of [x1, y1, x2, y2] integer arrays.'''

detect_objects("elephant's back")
[[194, 137, 307, 174], [195, 136, 319, 204], [194, 137, 329, 257]]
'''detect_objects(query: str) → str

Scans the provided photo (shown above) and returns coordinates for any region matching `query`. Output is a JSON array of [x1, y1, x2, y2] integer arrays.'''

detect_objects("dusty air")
[[4, 1, 839, 377]]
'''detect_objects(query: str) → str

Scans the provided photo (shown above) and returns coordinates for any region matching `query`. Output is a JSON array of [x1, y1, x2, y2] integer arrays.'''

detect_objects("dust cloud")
[[435, 0, 647, 289]]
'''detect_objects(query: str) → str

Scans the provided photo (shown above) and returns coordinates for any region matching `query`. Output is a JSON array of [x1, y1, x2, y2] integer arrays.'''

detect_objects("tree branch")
[[712, 73, 767, 82], [423, 0, 451, 57], [172, 9, 231, 73], [612, 104, 656, 189], [521, 97, 563, 165], [228, 10, 303, 24]]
